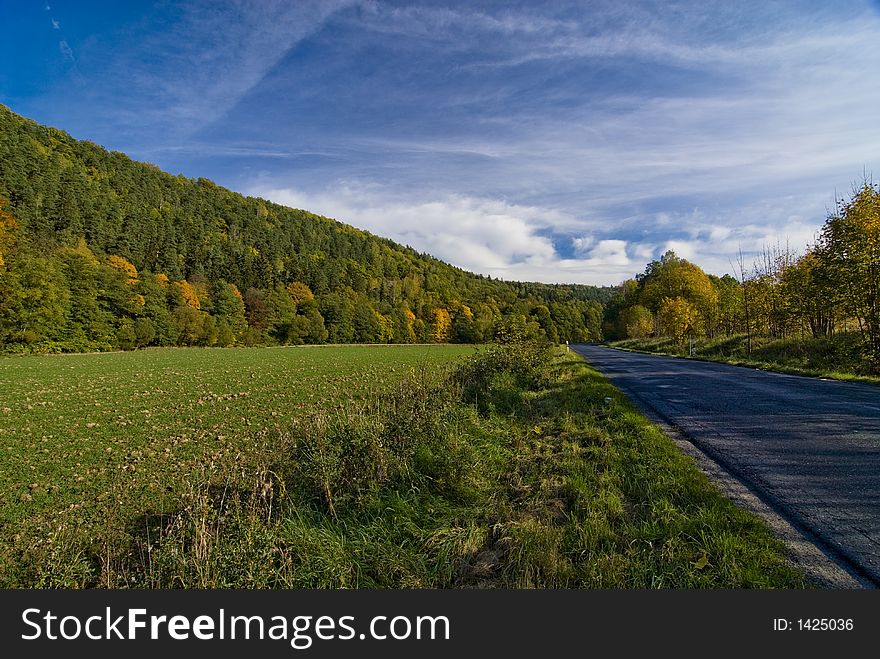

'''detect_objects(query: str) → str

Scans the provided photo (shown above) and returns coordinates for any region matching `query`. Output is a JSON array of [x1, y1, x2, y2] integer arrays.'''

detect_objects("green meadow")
[[0, 344, 806, 589], [0, 344, 474, 583]]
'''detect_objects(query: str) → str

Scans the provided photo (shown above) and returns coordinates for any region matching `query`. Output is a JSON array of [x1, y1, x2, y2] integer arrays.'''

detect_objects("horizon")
[[3, 1, 880, 286]]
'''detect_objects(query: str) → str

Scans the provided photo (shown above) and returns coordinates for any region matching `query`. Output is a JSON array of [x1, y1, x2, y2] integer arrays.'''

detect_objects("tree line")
[[0, 105, 609, 353], [603, 182, 880, 366]]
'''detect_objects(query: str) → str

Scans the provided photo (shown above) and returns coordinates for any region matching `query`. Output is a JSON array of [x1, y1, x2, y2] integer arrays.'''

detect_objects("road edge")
[[571, 345, 873, 589], [623, 395, 871, 589]]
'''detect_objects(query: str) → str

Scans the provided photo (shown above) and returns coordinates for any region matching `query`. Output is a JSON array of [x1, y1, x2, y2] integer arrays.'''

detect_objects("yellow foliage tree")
[[449, 300, 474, 319], [621, 305, 654, 338], [432, 308, 453, 343], [821, 184, 880, 356], [403, 308, 417, 343], [155, 273, 170, 288], [107, 255, 138, 284], [659, 296, 700, 343], [189, 275, 211, 310], [377, 313, 394, 343], [228, 282, 243, 300], [641, 251, 718, 317]]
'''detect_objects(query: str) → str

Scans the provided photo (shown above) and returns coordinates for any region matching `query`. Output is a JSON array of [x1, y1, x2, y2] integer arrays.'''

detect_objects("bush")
[[451, 341, 552, 409], [285, 376, 453, 515], [134, 317, 155, 348]]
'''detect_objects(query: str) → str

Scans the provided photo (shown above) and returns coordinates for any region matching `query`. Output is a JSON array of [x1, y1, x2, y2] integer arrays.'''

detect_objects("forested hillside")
[[0, 105, 610, 353]]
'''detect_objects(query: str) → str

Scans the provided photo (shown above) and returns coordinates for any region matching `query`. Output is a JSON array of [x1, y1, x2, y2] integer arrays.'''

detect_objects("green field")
[[0, 344, 475, 584], [0, 343, 807, 588]]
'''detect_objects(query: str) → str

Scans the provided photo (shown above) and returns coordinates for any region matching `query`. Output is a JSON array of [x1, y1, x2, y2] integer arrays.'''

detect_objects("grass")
[[3, 342, 808, 588], [0, 344, 476, 585], [4, 340, 807, 588], [612, 332, 880, 385]]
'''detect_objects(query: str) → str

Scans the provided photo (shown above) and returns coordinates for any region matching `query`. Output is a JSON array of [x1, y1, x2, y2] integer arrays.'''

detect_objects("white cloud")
[[642, 214, 823, 278], [248, 183, 643, 285], [351, 3, 576, 40], [251, 178, 837, 286], [662, 240, 695, 260], [237, 7, 880, 287], [571, 235, 595, 254], [588, 240, 630, 267]]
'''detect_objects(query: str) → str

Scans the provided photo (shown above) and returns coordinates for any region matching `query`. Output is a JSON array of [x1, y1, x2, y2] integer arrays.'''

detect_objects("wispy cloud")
[[351, 2, 578, 40], [58, 40, 75, 63], [14, 1, 880, 285], [94, 1, 357, 138], [134, 144, 296, 159]]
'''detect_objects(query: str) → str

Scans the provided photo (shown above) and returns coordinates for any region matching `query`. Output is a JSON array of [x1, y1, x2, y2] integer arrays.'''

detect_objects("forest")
[[0, 104, 610, 353], [603, 182, 880, 370], [4, 102, 877, 367]]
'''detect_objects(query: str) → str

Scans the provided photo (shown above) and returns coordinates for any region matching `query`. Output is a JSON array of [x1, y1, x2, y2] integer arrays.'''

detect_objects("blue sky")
[[2, 0, 880, 285]]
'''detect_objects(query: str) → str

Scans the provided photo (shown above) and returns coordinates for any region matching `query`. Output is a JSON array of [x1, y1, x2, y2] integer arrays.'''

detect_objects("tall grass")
[[10, 343, 808, 588]]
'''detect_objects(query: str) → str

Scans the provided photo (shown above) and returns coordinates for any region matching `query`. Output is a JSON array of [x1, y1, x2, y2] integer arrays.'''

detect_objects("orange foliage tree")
[[286, 281, 315, 307], [107, 255, 138, 284], [175, 280, 201, 309], [0, 196, 19, 270]]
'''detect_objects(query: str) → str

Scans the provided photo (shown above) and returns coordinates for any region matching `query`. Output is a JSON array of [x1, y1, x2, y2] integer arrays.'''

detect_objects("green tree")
[[303, 307, 329, 344], [495, 313, 542, 343], [712, 274, 743, 337], [353, 298, 382, 343], [174, 306, 206, 346], [320, 292, 355, 343], [639, 251, 718, 318], [820, 184, 880, 357], [137, 272, 177, 346], [779, 250, 836, 339], [216, 319, 235, 347], [58, 239, 114, 346], [212, 280, 247, 343], [452, 312, 479, 343], [117, 318, 137, 350], [620, 305, 654, 339], [267, 284, 299, 344], [531, 304, 559, 343], [134, 317, 156, 348], [0, 254, 69, 346]]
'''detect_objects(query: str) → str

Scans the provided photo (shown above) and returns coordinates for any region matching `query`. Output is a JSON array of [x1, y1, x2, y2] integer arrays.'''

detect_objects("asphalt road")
[[572, 344, 880, 586]]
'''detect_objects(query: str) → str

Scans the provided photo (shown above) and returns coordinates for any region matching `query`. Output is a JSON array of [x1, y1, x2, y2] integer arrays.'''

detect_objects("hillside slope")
[[0, 105, 610, 352]]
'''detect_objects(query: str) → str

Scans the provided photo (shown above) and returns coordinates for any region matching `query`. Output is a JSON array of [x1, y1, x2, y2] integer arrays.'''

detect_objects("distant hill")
[[0, 104, 611, 352]]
